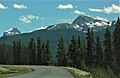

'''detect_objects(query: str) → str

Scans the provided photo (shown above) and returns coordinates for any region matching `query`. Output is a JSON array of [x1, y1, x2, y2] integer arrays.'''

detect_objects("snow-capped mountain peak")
[[45, 15, 115, 32], [3, 28, 21, 36], [71, 15, 115, 32]]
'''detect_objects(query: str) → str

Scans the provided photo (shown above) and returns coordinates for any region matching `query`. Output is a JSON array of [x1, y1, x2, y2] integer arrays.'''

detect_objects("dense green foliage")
[[95, 36, 103, 67], [36, 37, 43, 65], [86, 28, 95, 68], [56, 37, 66, 66], [103, 28, 114, 69], [0, 38, 52, 65], [28, 38, 36, 65], [113, 17, 120, 75], [90, 67, 115, 78]]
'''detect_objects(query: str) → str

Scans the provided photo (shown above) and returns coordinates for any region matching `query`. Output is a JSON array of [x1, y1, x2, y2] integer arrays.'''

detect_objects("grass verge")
[[62, 67, 92, 78], [0, 66, 33, 78]]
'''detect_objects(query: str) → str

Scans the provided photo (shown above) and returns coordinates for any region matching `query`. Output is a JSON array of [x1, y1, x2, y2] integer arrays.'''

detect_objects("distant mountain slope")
[[0, 15, 116, 56]]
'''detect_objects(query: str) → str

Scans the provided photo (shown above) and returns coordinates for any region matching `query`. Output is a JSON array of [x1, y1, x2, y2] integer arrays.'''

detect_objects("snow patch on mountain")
[[85, 21, 112, 27], [35, 26, 47, 30], [73, 24, 80, 28], [3, 28, 21, 36]]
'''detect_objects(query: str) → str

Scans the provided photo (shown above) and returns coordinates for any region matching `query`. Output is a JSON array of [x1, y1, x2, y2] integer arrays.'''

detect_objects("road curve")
[[10, 66, 75, 78]]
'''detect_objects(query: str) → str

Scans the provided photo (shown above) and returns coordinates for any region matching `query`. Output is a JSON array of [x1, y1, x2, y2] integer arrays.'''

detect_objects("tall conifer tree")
[[67, 35, 78, 67], [28, 38, 36, 65], [96, 36, 103, 67], [36, 37, 43, 65], [103, 28, 114, 69], [42, 43, 46, 65], [113, 17, 120, 73], [44, 40, 52, 65], [56, 37, 66, 66], [86, 28, 95, 68], [12, 41, 21, 64]]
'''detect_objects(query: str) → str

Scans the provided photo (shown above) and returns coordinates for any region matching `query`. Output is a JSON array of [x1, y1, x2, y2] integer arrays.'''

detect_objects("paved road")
[[10, 66, 75, 78]]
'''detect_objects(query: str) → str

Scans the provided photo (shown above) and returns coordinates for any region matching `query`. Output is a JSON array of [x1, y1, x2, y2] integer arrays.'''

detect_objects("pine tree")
[[44, 40, 52, 65], [28, 38, 36, 65], [12, 41, 15, 64], [76, 36, 82, 69], [0, 44, 7, 64], [95, 36, 103, 67], [113, 17, 120, 73], [36, 37, 43, 65], [20, 44, 29, 65], [81, 40, 87, 60], [17, 41, 21, 64], [42, 43, 46, 65], [12, 41, 17, 64], [56, 37, 66, 66], [78, 36, 81, 46], [25, 44, 31, 65], [0, 44, 13, 64], [86, 28, 95, 68], [80, 40, 88, 70], [103, 28, 114, 69], [20, 44, 25, 64], [5, 45, 13, 65], [67, 35, 78, 67], [12, 41, 22, 64]]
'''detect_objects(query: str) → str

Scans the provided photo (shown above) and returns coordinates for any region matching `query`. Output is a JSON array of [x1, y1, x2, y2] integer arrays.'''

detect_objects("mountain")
[[45, 15, 114, 32], [0, 15, 116, 57], [3, 28, 21, 36], [46, 23, 81, 30], [72, 15, 113, 32]]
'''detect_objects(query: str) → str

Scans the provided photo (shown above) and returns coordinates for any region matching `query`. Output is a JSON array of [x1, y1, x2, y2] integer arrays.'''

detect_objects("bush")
[[90, 67, 116, 78]]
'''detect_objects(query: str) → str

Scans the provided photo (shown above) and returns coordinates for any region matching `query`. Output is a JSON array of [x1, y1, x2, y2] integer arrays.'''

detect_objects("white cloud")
[[103, 4, 120, 14], [74, 10, 86, 15], [96, 16, 108, 21], [89, 4, 120, 14], [57, 4, 73, 9], [13, 4, 27, 9], [89, 8, 103, 12], [19, 15, 39, 24], [0, 3, 8, 9], [35, 27, 47, 30]]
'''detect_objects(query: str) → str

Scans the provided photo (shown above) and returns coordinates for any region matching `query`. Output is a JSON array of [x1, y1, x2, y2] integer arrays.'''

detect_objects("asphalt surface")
[[10, 66, 75, 78]]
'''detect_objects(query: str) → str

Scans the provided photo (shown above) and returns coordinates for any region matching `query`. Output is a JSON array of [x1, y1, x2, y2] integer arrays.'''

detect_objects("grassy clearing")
[[0, 66, 33, 78], [62, 67, 92, 78]]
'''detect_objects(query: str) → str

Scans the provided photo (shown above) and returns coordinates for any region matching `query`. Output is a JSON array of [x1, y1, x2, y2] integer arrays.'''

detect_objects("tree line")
[[0, 38, 52, 65], [56, 17, 120, 76], [0, 17, 120, 76]]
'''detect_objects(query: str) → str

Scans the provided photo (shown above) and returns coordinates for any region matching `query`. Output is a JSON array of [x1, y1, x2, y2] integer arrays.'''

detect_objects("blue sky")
[[0, 0, 119, 36]]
